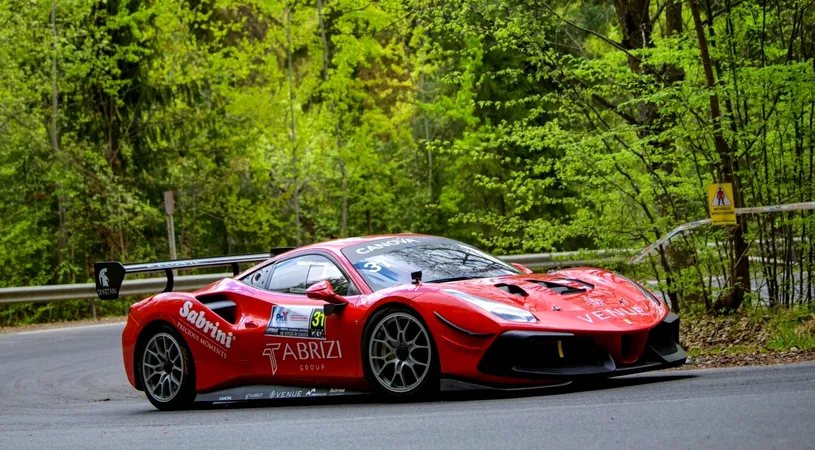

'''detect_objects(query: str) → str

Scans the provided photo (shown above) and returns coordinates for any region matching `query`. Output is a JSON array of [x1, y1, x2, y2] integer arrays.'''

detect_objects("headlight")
[[445, 290, 537, 323], [617, 275, 667, 309]]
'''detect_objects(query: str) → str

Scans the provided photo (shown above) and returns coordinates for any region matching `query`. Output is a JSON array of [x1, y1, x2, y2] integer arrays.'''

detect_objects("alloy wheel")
[[368, 312, 432, 393], [142, 332, 185, 402]]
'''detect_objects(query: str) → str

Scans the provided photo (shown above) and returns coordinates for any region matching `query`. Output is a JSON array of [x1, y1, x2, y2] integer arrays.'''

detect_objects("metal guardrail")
[[503, 250, 630, 268], [0, 251, 625, 305], [0, 274, 229, 305]]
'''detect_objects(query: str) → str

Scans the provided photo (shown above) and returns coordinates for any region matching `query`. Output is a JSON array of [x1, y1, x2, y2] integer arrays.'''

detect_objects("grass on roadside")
[[680, 307, 815, 356]]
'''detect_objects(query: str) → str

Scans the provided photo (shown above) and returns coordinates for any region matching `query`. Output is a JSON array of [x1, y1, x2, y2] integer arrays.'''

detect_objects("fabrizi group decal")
[[178, 300, 234, 358], [265, 305, 326, 339], [263, 340, 342, 375]]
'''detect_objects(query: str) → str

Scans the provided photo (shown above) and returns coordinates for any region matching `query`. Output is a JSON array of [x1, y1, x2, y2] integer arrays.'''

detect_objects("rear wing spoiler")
[[93, 248, 294, 300]]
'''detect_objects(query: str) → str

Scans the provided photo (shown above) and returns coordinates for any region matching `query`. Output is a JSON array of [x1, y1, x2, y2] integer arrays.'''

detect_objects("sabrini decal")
[[179, 301, 235, 348]]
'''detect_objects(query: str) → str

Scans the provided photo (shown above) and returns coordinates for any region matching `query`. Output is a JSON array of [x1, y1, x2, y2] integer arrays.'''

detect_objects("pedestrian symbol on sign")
[[714, 186, 731, 206]]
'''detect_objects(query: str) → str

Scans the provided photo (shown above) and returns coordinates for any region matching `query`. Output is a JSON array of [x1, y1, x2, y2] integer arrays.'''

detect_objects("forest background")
[[0, 0, 813, 329]]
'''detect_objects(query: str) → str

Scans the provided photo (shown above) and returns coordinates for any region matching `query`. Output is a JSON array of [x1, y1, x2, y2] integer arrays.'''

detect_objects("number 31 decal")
[[363, 259, 392, 273], [363, 262, 382, 273]]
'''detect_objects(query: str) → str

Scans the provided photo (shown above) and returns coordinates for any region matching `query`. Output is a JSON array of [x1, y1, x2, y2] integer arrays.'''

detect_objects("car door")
[[247, 253, 362, 385]]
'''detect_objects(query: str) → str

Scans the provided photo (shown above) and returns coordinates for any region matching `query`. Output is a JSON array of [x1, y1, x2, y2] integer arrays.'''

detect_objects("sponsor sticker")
[[266, 305, 326, 339], [177, 300, 235, 359], [270, 389, 305, 399], [354, 237, 422, 255], [196, 385, 361, 402], [262, 341, 343, 374], [305, 388, 327, 397], [575, 306, 647, 323]]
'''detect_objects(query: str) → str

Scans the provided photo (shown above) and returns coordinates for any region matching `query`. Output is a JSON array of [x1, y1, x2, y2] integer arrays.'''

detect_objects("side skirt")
[[196, 384, 364, 403]]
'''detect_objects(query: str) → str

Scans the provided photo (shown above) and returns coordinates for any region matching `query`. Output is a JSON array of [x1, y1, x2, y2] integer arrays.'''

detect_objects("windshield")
[[341, 236, 520, 291]]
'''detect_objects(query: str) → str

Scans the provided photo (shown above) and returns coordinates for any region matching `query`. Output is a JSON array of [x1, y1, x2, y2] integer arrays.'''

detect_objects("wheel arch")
[[359, 300, 430, 344]]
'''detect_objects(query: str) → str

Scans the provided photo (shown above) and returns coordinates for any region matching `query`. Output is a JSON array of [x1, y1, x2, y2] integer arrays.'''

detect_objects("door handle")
[[245, 320, 259, 329]]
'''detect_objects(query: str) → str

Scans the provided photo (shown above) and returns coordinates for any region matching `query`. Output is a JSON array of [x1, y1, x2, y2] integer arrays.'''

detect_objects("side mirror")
[[305, 280, 348, 315], [511, 262, 534, 274]]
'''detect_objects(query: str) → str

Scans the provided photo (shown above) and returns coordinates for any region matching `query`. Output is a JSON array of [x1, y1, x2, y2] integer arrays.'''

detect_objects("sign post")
[[164, 191, 177, 260], [706, 183, 737, 225]]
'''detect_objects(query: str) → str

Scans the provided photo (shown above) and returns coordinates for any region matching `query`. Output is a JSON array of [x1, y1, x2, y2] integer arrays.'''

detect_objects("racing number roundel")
[[266, 305, 327, 339]]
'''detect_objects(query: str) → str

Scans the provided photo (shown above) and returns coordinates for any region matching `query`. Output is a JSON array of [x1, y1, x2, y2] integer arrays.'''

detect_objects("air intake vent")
[[494, 283, 529, 297], [526, 279, 590, 295], [195, 294, 238, 324], [560, 278, 594, 289]]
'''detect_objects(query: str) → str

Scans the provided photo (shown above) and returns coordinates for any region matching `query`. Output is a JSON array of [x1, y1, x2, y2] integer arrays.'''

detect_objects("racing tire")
[[362, 306, 440, 400], [137, 324, 197, 411]]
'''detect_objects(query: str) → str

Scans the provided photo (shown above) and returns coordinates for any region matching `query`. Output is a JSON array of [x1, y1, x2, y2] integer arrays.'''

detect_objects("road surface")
[[0, 322, 813, 449]]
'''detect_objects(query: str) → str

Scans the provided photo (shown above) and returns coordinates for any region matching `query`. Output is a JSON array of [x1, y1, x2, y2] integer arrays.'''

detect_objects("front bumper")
[[477, 313, 686, 379]]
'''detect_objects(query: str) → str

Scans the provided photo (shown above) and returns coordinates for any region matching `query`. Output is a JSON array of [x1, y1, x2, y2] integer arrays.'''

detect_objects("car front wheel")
[[363, 307, 439, 399]]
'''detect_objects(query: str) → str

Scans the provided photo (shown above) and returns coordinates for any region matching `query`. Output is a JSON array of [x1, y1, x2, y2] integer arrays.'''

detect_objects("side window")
[[267, 255, 353, 296], [243, 264, 274, 290]]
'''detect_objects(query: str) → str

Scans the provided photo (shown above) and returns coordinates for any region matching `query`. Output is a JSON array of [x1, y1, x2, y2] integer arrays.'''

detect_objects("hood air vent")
[[526, 279, 592, 295], [494, 283, 529, 297]]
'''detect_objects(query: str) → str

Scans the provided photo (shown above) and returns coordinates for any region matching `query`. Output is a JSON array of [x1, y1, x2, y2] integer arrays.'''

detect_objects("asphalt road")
[[1, 323, 814, 450]]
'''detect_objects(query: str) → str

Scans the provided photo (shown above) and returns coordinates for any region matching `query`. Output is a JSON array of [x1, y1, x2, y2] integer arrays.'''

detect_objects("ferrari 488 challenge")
[[94, 234, 686, 410]]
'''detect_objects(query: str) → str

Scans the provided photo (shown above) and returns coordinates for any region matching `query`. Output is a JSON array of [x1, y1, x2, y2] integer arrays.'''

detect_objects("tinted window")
[[267, 255, 352, 296], [243, 264, 274, 290], [341, 236, 519, 291]]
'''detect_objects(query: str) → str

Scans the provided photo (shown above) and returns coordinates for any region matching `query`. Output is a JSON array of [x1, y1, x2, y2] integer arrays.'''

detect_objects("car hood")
[[431, 268, 667, 330]]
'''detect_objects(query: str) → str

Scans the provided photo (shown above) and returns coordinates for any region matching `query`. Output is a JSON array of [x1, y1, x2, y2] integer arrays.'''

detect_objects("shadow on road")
[[127, 372, 696, 414], [441, 373, 697, 402]]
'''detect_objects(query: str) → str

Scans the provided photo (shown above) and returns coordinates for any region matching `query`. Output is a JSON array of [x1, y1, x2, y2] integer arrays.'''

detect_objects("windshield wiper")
[[424, 276, 482, 283]]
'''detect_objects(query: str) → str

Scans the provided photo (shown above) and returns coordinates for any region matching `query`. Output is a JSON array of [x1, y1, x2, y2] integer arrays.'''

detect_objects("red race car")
[[94, 234, 686, 410]]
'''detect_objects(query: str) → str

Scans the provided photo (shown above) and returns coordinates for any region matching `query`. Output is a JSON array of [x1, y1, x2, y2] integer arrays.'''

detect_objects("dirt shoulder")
[[677, 309, 815, 369], [678, 348, 815, 369], [0, 316, 126, 334]]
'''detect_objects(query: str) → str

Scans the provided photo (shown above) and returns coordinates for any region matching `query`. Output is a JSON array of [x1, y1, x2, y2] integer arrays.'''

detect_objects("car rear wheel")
[[363, 307, 439, 399], [139, 325, 196, 411]]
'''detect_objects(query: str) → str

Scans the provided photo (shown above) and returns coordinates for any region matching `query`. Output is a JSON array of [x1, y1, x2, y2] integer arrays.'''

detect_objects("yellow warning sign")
[[707, 183, 737, 225]]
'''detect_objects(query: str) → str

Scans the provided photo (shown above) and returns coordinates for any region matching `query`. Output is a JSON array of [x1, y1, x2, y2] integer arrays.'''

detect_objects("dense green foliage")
[[0, 0, 813, 324]]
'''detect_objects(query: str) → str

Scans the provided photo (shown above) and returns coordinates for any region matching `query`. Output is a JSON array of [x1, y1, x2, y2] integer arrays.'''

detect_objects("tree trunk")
[[340, 158, 348, 237], [317, 0, 348, 237], [611, 0, 652, 73], [50, 0, 67, 271], [285, 6, 300, 246], [689, 0, 750, 312], [611, 0, 691, 311]]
